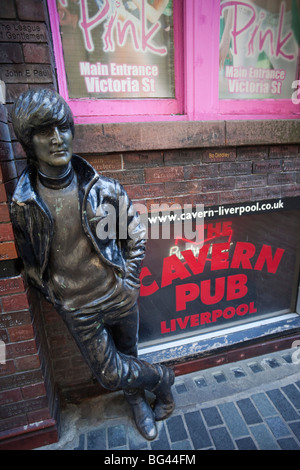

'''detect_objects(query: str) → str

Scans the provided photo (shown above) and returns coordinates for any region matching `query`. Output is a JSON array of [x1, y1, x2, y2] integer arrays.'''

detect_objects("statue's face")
[[32, 123, 73, 170]]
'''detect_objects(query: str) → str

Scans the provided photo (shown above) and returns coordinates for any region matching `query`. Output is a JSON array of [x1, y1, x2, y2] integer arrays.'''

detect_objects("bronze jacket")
[[10, 155, 146, 303]]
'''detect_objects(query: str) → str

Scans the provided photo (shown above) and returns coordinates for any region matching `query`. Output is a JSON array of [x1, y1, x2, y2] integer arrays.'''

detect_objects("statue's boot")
[[124, 389, 157, 441], [150, 365, 175, 421]]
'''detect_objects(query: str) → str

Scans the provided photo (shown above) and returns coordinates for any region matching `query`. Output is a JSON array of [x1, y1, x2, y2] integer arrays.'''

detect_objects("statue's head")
[[12, 88, 75, 164]]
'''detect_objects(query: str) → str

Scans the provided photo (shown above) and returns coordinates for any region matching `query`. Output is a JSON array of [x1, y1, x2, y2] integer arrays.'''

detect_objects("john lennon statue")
[[10, 88, 175, 441]]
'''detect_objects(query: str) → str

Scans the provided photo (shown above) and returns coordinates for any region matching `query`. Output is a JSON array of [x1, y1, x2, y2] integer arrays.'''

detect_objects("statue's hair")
[[11, 88, 75, 161]]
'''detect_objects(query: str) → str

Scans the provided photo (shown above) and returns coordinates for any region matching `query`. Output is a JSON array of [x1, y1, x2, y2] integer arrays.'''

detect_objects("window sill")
[[73, 119, 300, 154]]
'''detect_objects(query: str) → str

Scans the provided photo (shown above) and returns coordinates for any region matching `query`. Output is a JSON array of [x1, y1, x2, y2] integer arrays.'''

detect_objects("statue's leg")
[[110, 305, 157, 440], [61, 307, 175, 436]]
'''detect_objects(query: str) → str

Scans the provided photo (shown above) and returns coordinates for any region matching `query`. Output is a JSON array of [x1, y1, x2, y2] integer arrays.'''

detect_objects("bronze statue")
[[10, 88, 175, 441]]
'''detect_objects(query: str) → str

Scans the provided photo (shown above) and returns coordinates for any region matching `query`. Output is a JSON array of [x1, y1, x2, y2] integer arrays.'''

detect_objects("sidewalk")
[[36, 346, 300, 451]]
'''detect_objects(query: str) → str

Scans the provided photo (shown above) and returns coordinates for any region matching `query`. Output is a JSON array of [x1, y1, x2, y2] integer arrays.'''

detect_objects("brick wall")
[[0, 0, 59, 450], [0, 0, 300, 449]]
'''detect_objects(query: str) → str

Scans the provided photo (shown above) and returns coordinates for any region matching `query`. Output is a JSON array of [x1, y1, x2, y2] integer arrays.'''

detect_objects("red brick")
[[236, 175, 267, 189], [0, 415, 28, 433], [21, 382, 46, 400], [283, 159, 300, 171], [0, 311, 31, 330], [184, 164, 218, 180], [0, 359, 16, 377], [126, 183, 165, 200], [23, 43, 50, 64], [15, 354, 40, 372], [219, 161, 252, 176], [86, 154, 122, 171], [0, 183, 7, 202], [0, 395, 49, 419], [15, 0, 46, 21], [0, 204, 11, 222], [202, 177, 235, 192], [0, 369, 43, 393], [0, 388, 22, 405], [0, 43, 23, 64], [0, 242, 17, 261], [219, 189, 252, 205], [2, 293, 29, 313], [7, 339, 38, 360], [0, 142, 13, 161], [145, 166, 184, 184], [103, 169, 144, 185], [269, 145, 298, 158], [281, 184, 300, 198], [123, 151, 163, 168], [253, 159, 282, 173], [202, 148, 236, 163], [8, 324, 34, 343], [0, 223, 14, 242], [268, 172, 296, 185], [1, 0, 17, 19], [192, 192, 219, 207], [163, 149, 202, 166], [164, 180, 202, 196], [237, 146, 268, 161], [251, 186, 281, 201], [27, 407, 51, 424], [0, 277, 25, 296]]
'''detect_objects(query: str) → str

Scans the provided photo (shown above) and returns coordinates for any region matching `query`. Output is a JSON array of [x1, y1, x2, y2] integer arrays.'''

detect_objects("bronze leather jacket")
[[10, 155, 146, 303]]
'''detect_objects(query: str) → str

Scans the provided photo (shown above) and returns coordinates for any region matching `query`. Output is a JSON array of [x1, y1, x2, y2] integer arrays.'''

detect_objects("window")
[[48, 0, 300, 122], [47, 0, 184, 122], [138, 204, 300, 347]]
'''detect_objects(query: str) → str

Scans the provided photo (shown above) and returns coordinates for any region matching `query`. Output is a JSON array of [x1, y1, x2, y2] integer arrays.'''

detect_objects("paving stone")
[[87, 427, 106, 450], [166, 415, 188, 442], [251, 393, 278, 418], [209, 426, 235, 450], [281, 353, 293, 364], [248, 362, 264, 373], [171, 440, 193, 450], [218, 402, 249, 439], [213, 372, 227, 383], [235, 436, 257, 450], [107, 425, 126, 448], [237, 398, 263, 425], [184, 411, 212, 449], [194, 376, 207, 389], [150, 424, 170, 450], [232, 367, 246, 378], [201, 406, 223, 427], [277, 437, 300, 450], [74, 434, 85, 450], [267, 389, 299, 421], [288, 421, 300, 441], [282, 384, 300, 410], [265, 416, 291, 438], [175, 383, 187, 394], [266, 358, 281, 369], [250, 424, 279, 450]]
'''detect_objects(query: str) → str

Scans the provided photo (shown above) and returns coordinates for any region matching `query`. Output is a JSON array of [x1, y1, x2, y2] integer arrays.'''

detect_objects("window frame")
[[192, 0, 300, 120], [47, 0, 185, 123], [47, 0, 300, 123]]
